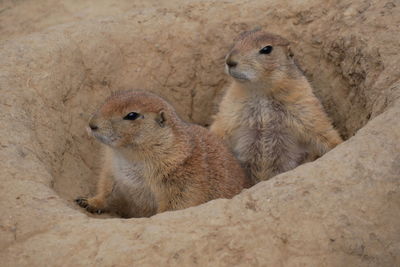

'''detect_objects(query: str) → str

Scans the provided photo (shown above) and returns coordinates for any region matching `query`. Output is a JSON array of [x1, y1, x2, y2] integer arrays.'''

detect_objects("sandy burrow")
[[0, 0, 399, 266]]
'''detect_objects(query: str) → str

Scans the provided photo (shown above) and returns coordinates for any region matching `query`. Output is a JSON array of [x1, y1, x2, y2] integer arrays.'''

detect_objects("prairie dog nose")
[[226, 60, 238, 68], [226, 58, 238, 68], [226, 51, 238, 68], [89, 123, 98, 131]]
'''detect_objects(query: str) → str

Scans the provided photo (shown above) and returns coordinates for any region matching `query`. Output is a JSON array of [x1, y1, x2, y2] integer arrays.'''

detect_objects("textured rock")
[[0, 0, 399, 266]]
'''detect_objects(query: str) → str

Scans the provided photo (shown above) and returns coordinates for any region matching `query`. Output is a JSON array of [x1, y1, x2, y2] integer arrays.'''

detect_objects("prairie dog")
[[76, 90, 250, 218], [210, 30, 342, 183]]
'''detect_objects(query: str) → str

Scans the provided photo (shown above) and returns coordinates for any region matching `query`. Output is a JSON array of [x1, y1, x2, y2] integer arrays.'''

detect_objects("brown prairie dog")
[[210, 30, 343, 183], [76, 90, 251, 218]]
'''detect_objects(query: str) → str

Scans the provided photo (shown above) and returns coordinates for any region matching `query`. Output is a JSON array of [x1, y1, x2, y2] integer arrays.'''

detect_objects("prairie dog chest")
[[109, 150, 158, 217], [236, 97, 287, 135], [111, 151, 165, 198], [112, 152, 148, 188], [229, 96, 295, 156]]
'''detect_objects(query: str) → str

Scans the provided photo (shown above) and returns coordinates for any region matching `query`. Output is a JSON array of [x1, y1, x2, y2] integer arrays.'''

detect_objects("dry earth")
[[0, 0, 399, 266]]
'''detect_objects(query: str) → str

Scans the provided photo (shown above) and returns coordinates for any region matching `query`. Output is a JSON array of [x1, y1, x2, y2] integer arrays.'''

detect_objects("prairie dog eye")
[[123, 112, 140, 120], [259, 45, 273, 54]]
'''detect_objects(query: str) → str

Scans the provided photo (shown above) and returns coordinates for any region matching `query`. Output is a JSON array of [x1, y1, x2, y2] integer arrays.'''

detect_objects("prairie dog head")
[[88, 91, 178, 150], [225, 30, 294, 84]]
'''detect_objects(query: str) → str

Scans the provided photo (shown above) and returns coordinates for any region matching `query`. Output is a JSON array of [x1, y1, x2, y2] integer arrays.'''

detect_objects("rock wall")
[[0, 0, 399, 266]]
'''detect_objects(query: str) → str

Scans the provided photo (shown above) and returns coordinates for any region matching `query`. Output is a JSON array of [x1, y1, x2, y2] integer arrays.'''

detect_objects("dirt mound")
[[1, 0, 399, 266]]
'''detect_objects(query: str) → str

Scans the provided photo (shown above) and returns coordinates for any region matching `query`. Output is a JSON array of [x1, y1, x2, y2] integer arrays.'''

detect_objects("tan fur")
[[211, 30, 342, 183], [76, 90, 251, 218]]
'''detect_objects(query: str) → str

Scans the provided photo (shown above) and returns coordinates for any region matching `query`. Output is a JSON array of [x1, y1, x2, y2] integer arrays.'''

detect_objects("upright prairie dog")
[[210, 30, 343, 183], [76, 90, 250, 218]]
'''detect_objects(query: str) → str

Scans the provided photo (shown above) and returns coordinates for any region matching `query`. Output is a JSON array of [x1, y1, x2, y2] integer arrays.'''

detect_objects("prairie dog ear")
[[286, 47, 305, 73], [287, 46, 294, 58], [286, 46, 296, 63], [156, 111, 167, 128]]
